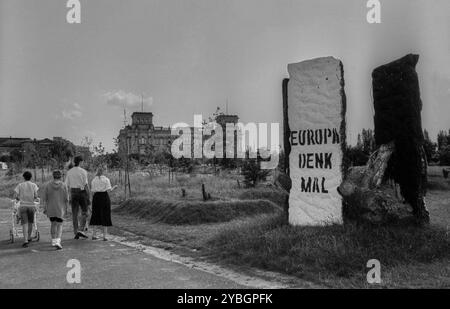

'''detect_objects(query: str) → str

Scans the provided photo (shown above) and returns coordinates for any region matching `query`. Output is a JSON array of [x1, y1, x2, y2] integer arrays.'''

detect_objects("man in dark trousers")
[[65, 155, 90, 239]]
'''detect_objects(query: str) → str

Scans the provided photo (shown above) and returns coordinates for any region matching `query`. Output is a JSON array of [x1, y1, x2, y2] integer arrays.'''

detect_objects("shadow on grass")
[[113, 197, 282, 225]]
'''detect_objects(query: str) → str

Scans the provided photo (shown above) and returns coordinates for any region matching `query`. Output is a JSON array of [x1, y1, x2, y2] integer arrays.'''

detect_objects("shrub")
[[345, 146, 369, 166], [438, 146, 450, 166], [241, 159, 270, 187]]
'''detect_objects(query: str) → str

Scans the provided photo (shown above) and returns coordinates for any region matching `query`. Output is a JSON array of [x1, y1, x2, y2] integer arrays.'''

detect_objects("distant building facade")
[[0, 137, 53, 158], [117, 112, 176, 157], [0, 136, 88, 161], [117, 112, 239, 159], [0, 138, 31, 157], [215, 114, 239, 159]]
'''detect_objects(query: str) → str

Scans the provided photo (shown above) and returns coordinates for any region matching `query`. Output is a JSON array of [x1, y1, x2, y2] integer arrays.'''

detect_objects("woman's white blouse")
[[91, 176, 112, 193]]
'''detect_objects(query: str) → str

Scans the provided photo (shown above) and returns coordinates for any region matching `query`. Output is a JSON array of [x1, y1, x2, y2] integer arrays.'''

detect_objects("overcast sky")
[[1, 0, 449, 151]]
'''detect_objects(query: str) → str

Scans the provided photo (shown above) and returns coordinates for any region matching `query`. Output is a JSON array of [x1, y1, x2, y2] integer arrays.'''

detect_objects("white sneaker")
[[55, 239, 62, 250], [51, 239, 56, 247]]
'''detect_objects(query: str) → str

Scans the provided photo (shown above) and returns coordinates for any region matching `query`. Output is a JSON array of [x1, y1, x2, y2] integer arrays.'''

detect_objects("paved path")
[[0, 208, 248, 289]]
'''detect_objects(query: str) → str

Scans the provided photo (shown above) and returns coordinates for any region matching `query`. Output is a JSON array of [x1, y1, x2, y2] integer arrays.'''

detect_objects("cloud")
[[62, 109, 82, 120], [104, 90, 153, 110], [60, 103, 83, 120]]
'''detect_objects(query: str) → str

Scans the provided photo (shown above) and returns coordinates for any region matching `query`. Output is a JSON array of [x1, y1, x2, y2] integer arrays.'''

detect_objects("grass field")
[[205, 166, 449, 288], [426, 166, 450, 229], [108, 171, 287, 206], [1, 166, 449, 288], [207, 213, 449, 288]]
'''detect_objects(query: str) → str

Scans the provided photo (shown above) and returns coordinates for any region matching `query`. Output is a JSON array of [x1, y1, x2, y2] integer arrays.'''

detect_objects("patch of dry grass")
[[427, 166, 450, 191], [426, 166, 450, 229], [0, 198, 12, 209], [107, 171, 282, 205], [110, 213, 277, 251]]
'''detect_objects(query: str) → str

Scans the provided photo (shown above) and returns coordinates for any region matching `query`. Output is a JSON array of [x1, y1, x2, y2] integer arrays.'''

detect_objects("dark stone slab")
[[372, 54, 429, 223], [281, 78, 291, 222], [282, 78, 291, 176]]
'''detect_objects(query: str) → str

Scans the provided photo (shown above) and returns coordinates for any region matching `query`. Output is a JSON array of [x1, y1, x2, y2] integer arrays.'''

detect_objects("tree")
[[142, 143, 155, 165], [241, 150, 270, 187], [106, 151, 122, 169], [37, 147, 50, 167], [10, 148, 24, 163], [219, 158, 237, 170], [360, 128, 375, 153], [93, 142, 106, 157], [0, 155, 10, 162], [278, 148, 287, 172], [204, 107, 225, 124], [345, 145, 370, 167], [346, 128, 375, 166], [423, 130, 437, 163], [91, 142, 110, 169], [50, 139, 75, 168], [436, 130, 450, 166], [242, 159, 270, 187], [439, 146, 450, 166], [22, 142, 38, 169], [176, 156, 194, 173], [81, 136, 93, 149], [437, 130, 449, 151], [153, 148, 172, 165]]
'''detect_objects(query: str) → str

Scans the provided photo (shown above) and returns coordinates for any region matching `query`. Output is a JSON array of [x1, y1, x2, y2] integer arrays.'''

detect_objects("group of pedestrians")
[[13, 155, 116, 249]]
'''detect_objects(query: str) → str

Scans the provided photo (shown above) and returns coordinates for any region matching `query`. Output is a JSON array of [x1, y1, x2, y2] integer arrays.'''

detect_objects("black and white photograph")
[[0, 0, 449, 294]]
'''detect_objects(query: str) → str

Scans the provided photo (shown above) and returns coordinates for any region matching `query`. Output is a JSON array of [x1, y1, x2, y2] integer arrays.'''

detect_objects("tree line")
[[346, 128, 450, 166], [1, 139, 76, 176]]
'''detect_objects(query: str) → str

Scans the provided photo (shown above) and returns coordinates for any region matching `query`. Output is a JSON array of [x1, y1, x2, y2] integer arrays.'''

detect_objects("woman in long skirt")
[[89, 167, 117, 241]]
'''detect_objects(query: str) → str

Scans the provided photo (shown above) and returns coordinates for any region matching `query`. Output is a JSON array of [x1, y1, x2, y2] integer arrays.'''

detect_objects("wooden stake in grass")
[[202, 183, 211, 201], [124, 138, 132, 199], [127, 168, 131, 197]]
